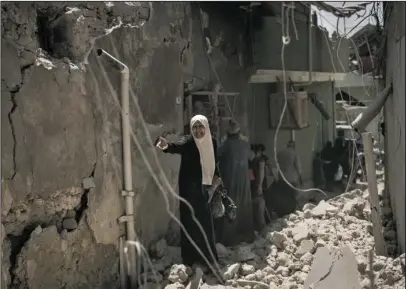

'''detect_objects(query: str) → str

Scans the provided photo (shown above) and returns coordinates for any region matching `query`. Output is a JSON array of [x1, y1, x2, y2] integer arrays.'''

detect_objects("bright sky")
[[313, 2, 380, 37]]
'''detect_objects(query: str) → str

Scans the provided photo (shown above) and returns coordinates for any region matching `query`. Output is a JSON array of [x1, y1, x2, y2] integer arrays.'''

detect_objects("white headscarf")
[[190, 115, 215, 186]]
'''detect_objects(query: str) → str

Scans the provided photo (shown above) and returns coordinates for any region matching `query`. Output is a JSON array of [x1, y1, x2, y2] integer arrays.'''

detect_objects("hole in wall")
[[36, 13, 54, 55], [36, 11, 69, 60]]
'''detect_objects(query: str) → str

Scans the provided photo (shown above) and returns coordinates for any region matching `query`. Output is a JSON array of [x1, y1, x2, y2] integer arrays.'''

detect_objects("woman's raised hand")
[[156, 136, 168, 150]]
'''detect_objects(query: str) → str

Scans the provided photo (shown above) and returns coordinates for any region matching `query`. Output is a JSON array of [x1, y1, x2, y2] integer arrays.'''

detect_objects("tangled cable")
[[309, 1, 371, 18]]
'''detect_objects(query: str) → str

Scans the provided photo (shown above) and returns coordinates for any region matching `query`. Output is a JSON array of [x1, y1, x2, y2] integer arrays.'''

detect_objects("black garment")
[[312, 153, 325, 188], [333, 137, 347, 177], [163, 135, 219, 266], [217, 134, 254, 245], [341, 141, 351, 177], [264, 180, 297, 218], [321, 143, 336, 187]]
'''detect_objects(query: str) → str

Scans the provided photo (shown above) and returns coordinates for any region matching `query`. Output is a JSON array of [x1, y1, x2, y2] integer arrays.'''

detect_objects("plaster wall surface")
[[253, 17, 350, 73], [1, 2, 252, 288], [384, 2, 405, 254], [248, 81, 335, 186]]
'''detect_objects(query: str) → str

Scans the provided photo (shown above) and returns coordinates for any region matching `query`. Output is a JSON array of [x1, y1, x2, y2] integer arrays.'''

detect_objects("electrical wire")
[[96, 33, 225, 283], [303, 1, 382, 183], [272, 2, 328, 198], [90, 2, 389, 287]]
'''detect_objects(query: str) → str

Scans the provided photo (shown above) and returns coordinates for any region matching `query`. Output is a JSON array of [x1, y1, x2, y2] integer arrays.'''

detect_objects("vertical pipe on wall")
[[96, 48, 137, 289]]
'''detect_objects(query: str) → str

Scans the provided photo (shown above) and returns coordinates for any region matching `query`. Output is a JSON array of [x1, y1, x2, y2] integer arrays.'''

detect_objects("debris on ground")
[[146, 184, 405, 289]]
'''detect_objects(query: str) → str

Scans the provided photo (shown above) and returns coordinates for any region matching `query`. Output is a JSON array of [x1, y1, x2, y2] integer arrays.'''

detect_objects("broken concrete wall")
[[249, 81, 335, 187], [189, 3, 252, 136], [1, 2, 254, 288], [384, 2, 406, 254], [1, 2, 192, 288]]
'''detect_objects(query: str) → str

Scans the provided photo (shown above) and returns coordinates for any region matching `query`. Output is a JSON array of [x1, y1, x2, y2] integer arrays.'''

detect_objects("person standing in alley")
[[321, 141, 335, 190], [277, 140, 303, 188], [269, 140, 303, 215], [156, 115, 220, 268], [248, 144, 257, 186], [251, 144, 268, 232], [217, 120, 255, 246]]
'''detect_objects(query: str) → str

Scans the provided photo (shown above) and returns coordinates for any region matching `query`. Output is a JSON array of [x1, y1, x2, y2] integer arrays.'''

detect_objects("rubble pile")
[[143, 187, 405, 289], [377, 182, 400, 257]]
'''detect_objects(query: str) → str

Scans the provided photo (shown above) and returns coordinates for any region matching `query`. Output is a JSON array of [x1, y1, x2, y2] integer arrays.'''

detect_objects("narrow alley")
[[1, 1, 405, 289]]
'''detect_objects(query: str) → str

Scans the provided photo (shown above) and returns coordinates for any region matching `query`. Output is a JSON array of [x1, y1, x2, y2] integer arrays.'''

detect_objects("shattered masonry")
[[148, 187, 405, 289], [2, 2, 404, 289]]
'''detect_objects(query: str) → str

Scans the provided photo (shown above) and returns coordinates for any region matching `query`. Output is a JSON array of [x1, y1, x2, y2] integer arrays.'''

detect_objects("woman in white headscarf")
[[156, 115, 221, 267]]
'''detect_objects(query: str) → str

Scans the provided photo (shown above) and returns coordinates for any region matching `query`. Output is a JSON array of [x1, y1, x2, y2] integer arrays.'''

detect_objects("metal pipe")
[[97, 48, 137, 289], [290, 9, 313, 92], [290, 130, 295, 141], [351, 83, 393, 132], [119, 236, 127, 289], [308, 10, 313, 84], [299, 9, 314, 86]]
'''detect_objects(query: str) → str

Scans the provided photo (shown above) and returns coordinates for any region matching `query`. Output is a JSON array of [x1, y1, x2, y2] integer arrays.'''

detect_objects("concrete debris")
[[222, 263, 240, 280], [303, 246, 361, 289], [168, 264, 190, 284], [82, 177, 95, 190], [152, 239, 169, 259], [216, 243, 230, 259], [240, 264, 255, 276], [295, 240, 315, 258], [234, 245, 257, 262], [165, 282, 186, 289], [268, 231, 287, 249], [149, 186, 404, 289], [62, 217, 78, 230], [310, 200, 338, 218]]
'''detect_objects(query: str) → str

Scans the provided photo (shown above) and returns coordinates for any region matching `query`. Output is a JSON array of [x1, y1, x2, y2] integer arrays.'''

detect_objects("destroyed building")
[[1, 1, 405, 289]]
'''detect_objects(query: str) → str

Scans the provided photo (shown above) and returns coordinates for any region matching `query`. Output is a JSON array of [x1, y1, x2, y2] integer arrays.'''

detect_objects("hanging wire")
[[89, 2, 386, 288]]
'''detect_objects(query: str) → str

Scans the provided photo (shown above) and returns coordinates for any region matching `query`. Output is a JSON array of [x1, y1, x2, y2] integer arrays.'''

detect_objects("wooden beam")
[[362, 132, 387, 256]]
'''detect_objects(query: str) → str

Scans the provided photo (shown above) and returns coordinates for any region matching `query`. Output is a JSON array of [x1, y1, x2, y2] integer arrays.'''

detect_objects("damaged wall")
[[253, 16, 350, 73], [188, 3, 252, 135], [249, 81, 335, 187], [1, 2, 190, 288], [384, 2, 405, 254], [1, 2, 253, 288]]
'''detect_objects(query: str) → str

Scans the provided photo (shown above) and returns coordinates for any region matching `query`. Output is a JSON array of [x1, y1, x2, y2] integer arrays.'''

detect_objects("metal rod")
[[362, 132, 387, 256], [120, 236, 127, 289], [97, 48, 137, 288]]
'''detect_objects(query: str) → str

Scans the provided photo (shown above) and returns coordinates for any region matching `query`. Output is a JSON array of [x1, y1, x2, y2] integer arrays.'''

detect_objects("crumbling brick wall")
[[1, 2, 190, 288], [1, 2, 252, 288]]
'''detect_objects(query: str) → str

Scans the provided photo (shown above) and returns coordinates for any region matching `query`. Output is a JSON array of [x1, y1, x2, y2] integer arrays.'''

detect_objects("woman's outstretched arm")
[[161, 135, 191, 155]]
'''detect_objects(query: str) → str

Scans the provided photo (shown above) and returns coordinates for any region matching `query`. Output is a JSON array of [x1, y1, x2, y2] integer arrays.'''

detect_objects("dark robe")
[[334, 138, 347, 175], [217, 134, 255, 246], [163, 135, 219, 266], [312, 152, 325, 189], [321, 143, 336, 186], [264, 180, 297, 218]]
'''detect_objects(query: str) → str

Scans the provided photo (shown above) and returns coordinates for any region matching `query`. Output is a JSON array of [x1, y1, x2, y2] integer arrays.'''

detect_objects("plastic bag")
[[211, 191, 225, 218], [209, 186, 237, 221], [334, 164, 343, 181]]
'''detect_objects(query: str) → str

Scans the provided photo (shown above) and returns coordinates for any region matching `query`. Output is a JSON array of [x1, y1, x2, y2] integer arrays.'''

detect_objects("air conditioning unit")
[[269, 91, 309, 130]]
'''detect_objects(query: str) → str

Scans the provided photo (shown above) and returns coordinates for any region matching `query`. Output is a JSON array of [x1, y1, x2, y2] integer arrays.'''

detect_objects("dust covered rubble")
[[144, 189, 405, 289]]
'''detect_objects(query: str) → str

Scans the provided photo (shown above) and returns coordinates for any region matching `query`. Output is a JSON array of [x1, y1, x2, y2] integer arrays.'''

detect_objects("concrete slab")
[[186, 267, 204, 289], [303, 246, 362, 289]]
